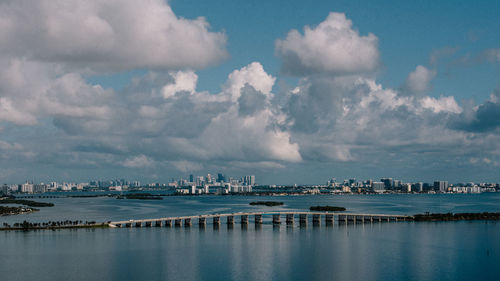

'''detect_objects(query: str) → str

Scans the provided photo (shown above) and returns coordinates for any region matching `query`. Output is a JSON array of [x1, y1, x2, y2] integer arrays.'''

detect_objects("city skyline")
[[0, 0, 500, 184]]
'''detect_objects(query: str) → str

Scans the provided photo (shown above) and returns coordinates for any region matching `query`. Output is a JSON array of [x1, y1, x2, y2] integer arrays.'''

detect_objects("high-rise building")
[[381, 178, 393, 190], [393, 180, 401, 189], [0, 184, 8, 195], [196, 176, 204, 187], [243, 175, 255, 186], [372, 182, 385, 192], [189, 174, 194, 183], [413, 182, 424, 192], [21, 182, 34, 193], [434, 181, 449, 192]]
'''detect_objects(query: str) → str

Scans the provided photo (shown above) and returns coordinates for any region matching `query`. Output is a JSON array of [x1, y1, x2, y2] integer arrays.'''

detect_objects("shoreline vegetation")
[[0, 197, 54, 216], [116, 193, 163, 200], [413, 212, 500, 221], [2, 212, 499, 231], [249, 201, 284, 206], [1, 220, 108, 231], [0, 198, 54, 207], [310, 206, 346, 212], [0, 206, 39, 216]]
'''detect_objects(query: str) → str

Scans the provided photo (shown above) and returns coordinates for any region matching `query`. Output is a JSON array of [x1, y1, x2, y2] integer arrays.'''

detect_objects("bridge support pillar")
[[135, 222, 142, 228], [213, 216, 220, 225], [254, 214, 263, 224], [273, 214, 281, 224], [145, 221, 152, 227], [184, 218, 192, 227], [155, 221, 162, 227], [198, 217, 206, 226], [227, 216, 234, 225], [116, 223, 122, 228], [241, 215, 248, 224], [325, 214, 334, 224], [312, 214, 321, 225], [125, 223, 131, 228], [338, 215, 346, 223], [299, 214, 307, 226], [286, 214, 294, 225], [175, 219, 182, 227], [164, 220, 172, 227]]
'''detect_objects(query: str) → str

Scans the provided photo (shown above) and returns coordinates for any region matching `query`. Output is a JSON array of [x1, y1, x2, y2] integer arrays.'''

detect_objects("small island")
[[249, 201, 284, 206], [413, 212, 500, 221], [117, 193, 163, 200], [0, 198, 54, 207], [0, 206, 39, 216], [309, 206, 346, 212]]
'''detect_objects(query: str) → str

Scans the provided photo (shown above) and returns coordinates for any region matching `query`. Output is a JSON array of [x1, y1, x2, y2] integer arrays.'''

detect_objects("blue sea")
[[1, 193, 499, 280]]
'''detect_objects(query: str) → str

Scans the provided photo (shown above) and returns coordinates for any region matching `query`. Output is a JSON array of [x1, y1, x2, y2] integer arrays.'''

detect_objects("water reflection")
[[0, 222, 499, 281]]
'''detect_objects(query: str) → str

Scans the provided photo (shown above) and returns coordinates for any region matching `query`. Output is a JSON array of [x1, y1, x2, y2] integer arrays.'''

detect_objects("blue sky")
[[168, 0, 500, 100], [89, 0, 500, 99], [0, 0, 499, 184]]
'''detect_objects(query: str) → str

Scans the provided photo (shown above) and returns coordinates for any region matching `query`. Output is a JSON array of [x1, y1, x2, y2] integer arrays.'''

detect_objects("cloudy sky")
[[0, 0, 499, 184]]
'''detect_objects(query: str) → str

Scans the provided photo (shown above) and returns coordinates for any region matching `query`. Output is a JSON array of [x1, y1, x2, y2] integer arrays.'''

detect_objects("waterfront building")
[[21, 182, 34, 193], [372, 182, 385, 192], [413, 182, 424, 192], [1, 184, 8, 195], [381, 178, 393, 190], [434, 181, 449, 192]]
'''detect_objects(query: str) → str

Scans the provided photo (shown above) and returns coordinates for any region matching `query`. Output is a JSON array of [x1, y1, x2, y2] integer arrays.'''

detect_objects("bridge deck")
[[109, 212, 413, 226]]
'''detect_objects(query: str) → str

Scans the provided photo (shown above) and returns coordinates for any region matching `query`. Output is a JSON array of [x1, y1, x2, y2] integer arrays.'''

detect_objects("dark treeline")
[[249, 201, 284, 206], [0, 206, 38, 216], [116, 193, 163, 200], [1, 220, 107, 230], [0, 199, 54, 207], [413, 212, 500, 221]]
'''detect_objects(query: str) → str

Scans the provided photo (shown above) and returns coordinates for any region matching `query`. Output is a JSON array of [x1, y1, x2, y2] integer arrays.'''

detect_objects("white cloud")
[[123, 155, 154, 168], [0, 0, 227, 72], [420, 96, 462, 114], [162, 71, 198, 99], [171, 160, 203, 173], [224, 62, 276, 100], [0, 59, 114, 126], [276, 12, 379, 75], [405, 65, 436, 94]]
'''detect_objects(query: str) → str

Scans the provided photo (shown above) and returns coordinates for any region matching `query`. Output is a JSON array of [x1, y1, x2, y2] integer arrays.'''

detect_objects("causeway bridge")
[[109, 212, 413, 228]]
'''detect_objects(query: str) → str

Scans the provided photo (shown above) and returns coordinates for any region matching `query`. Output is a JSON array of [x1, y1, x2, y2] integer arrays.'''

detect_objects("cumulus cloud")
[[404, 65, 436, 94], [224, 62, 276, 100], [0, 59, 114, 126], [0, 0, 227, 72], [20, 62, 301, 173], [275, 12, 379, 76], [449, 88, 500, 133], [1, 7, 498, 183], [123, 155, 154, 168]]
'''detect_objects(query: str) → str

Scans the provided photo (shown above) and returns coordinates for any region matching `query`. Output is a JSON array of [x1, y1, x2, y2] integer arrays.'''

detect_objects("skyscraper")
[[434, 181, 449, 192], [381, 178, 393, 190]]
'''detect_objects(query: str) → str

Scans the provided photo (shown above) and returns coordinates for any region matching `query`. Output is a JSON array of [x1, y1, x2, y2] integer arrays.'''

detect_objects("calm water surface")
[[1, 193, 499, 280]]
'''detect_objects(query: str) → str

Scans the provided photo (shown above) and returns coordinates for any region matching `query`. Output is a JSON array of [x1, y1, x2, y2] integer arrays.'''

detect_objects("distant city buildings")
[[1, 174, 498, 195], [434, 181, 449, 192]]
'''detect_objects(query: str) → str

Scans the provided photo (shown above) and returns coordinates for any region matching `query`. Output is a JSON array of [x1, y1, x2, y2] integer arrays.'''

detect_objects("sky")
[[0, 0, 499, 185]]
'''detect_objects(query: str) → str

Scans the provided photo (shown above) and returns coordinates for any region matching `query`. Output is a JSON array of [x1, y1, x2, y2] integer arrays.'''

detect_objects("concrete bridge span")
[[109, 212, 413, 228]]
